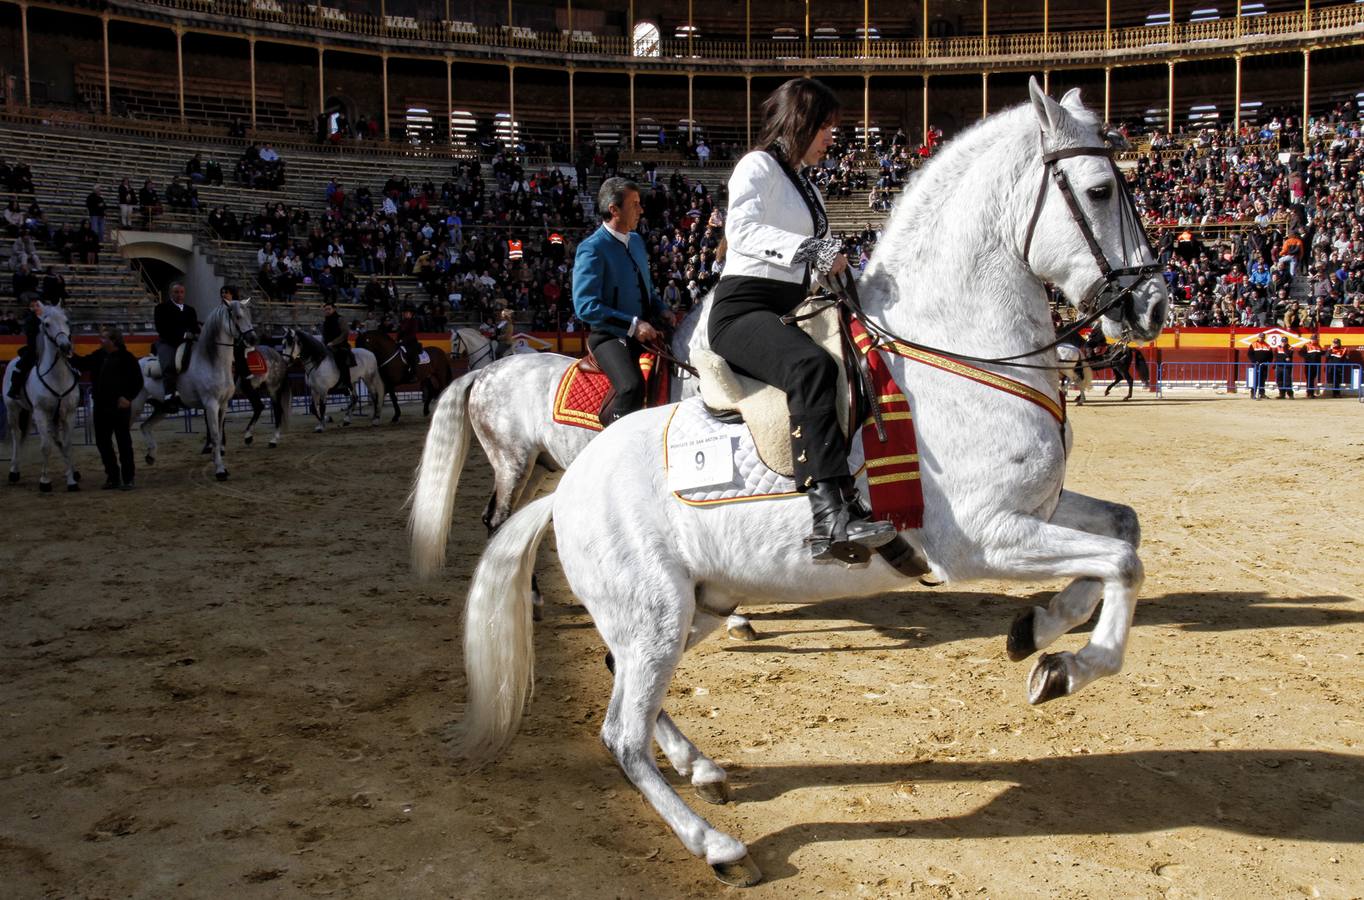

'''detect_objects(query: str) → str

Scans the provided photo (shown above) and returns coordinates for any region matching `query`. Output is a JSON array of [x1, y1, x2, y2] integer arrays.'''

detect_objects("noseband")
[[1021, 132, 1162, 331]]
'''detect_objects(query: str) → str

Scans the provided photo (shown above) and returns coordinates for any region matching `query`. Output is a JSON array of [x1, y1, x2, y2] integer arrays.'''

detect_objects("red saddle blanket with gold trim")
[[552, 352, 667, 431]]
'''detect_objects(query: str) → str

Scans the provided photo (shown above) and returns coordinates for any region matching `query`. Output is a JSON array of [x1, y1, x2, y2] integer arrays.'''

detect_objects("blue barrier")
[[1157, 361, 1363, 402]]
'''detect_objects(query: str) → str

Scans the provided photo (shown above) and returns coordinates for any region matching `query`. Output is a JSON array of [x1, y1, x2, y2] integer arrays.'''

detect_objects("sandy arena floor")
[[1, 390, 1361, 899]]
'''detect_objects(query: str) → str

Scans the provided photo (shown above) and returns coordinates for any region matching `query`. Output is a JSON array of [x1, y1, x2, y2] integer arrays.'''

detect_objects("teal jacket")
[[571, 225, 665, 339]]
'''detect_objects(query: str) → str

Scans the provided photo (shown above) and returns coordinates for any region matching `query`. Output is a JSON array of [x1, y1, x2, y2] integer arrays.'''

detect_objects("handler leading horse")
[[413, 81, 1168, 885]]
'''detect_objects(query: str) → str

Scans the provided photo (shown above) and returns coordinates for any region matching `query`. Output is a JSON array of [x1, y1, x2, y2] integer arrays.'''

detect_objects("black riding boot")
[[806, 477, 897, 566]]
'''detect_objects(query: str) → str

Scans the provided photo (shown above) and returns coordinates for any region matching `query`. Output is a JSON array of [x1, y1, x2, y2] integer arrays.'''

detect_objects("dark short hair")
[[754, 78, 841, 167], [102, 325, 124, 346], [597, 177, 640, 222]]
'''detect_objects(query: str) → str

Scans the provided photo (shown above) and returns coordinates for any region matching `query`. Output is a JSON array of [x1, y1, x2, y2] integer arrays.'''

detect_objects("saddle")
[[146, 341, 193, 381], [693, 297, 856, 477]]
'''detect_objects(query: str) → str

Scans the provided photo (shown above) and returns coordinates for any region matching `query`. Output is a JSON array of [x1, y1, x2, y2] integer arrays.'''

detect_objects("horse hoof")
[[268, 441, 277, 449], [1027, 653, 1071, 705], [918, 574, 944, 587], [145, 455, 155, 465], [695, 781, 731, 806], [38, 481, 52, 493], [244, 435, 254, 446], [7, 472, 18, 484], [73, 471, 81, 483], [216, 471, 229, 482], [67, 483, 80, 493], [531, 601, 544, 623], [314, 426, 324, 433], [727, 622, 758, 642], [342, 420, 351, 427], [711, 854, 762, 887], [1006, 608, 1038, 662]]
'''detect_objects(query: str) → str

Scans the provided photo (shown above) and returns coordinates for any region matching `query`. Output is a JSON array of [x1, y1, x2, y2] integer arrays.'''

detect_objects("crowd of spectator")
[[1119, 103, 1364, 329]]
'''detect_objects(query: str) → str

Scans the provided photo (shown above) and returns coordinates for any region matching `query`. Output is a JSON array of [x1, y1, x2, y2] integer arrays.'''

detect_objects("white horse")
[[450, 326, 539, 372], [280, 328, 384, 432], [135, 300, 258, 480], [412, 81, 1169, 885], [3, 301, 82, 492], [412, 309, 756, 639], [238, 344, 293, 448]]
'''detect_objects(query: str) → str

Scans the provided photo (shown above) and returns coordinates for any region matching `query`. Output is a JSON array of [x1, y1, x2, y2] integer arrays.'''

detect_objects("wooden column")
[[864, 73, 871, 148], [1302, 48, 1310, 151], [446, 56, 453, 145], [102, 14, 112, 115], [628, 0, 634, 54], [981, 71, 988, 119], [1103, 65, 1112, 123], [20, 2, 30, 107], [745, 75, 752, 146], [922, 0, 929, 57], [249, 37, 257, 130], [381, 53, 390, 141], [1168, 0, 1174, 45], [864, 0, 871, 58], [804, 0, 810, 60], [175, 25, 186, 126], [922, 74, 929, 145], [745, 0, 751, 58], [1043, 0, 1049, 53], [982, 0, 988, 49], [629, 70, 635, 152], [687, 73, 694, 146], [1235, 0, 1242, 38], [688, 0, 695, 58], [317, 46, 325, 121], [1232, 54, 1242, 134], [1167, 60, 1175, 133], [1043, 69, 1049, 94], [508, 64, 515, 147], [1105, 0, 1112, 49], [568, 67, 575, 148]]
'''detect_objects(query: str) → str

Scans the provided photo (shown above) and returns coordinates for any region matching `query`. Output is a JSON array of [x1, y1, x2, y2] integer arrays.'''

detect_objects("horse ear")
[[1028, 76, 1067, 135], [1059, 87, 1084, 113], [241, 296, 251, 306]]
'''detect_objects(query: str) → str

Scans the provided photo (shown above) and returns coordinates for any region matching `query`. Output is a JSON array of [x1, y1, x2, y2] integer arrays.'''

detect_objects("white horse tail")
[[409, 368, 482, 579], [454, 493, 554, 763]]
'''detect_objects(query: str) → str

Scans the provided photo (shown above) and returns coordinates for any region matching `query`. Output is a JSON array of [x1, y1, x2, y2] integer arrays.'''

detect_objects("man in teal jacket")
[[572, 177, 674, 425]]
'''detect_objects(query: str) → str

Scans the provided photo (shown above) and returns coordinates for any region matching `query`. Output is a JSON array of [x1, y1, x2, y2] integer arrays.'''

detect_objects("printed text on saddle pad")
[[552, 353, 659, 431]]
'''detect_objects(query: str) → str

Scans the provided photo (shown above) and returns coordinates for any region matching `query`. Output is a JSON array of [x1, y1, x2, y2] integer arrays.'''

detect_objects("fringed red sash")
[[849, 320, 924, 530]]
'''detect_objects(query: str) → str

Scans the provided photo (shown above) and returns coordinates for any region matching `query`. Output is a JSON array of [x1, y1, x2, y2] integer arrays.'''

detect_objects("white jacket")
[[721, 150, 827, 285]]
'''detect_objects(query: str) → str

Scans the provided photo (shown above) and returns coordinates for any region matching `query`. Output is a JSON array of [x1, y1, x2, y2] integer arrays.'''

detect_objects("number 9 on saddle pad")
[[666, 432, 735, 492]]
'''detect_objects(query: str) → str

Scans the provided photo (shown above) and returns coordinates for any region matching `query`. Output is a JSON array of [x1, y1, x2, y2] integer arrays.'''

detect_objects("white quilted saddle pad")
[[665, 397, 865, 506]]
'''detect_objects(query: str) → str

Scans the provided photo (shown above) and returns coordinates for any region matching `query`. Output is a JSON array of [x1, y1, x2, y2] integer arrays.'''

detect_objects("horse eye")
[[1087, 184, 1113, 201]]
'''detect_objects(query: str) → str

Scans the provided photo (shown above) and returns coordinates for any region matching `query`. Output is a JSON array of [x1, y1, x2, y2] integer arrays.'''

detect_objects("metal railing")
[[1156, 361, 1363, 401], [132, 0, 1364, 64]]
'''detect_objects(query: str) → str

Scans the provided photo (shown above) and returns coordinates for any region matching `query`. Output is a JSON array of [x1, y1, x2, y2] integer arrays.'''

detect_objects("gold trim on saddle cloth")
[[852, 330, 1065, 425]]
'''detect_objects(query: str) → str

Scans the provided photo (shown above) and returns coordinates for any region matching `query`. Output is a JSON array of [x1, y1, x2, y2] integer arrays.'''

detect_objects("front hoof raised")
[[215, 471, 229, 482], [711, 854, 762, 887], [727, 622, 758, 642], [695, 781, 731, 806], [1028, 652, 1072, 705], [1006, 608, 1038, 662]]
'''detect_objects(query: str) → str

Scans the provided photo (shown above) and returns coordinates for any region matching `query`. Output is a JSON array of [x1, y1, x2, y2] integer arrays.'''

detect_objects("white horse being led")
[[3, 301, 82, 492], [280, 328, 384, 432], [412, 82, 1169, 885], [135, 299, 258, 480], [239, 344, 293, 448]]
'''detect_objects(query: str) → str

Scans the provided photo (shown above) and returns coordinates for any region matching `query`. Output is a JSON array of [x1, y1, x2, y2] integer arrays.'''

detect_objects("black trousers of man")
[[1274, 353, 1294, 397], [588, 331, 648, 426], [709, 276, 845, 490], [94, 406, 135, 486], [1304, 357, 1322, 396], [332, 346, 354, 391]]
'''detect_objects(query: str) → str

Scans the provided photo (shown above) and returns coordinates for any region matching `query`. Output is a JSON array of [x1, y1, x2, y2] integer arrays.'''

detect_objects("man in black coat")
[[321, 301, 354, 393], [154, 282, 199, 405], [79, 326, 144, 490], [6, 293, 43, 401]]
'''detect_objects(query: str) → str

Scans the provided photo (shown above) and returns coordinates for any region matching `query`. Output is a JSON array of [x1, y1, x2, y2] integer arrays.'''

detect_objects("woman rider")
[[708, 77, 896, 564]]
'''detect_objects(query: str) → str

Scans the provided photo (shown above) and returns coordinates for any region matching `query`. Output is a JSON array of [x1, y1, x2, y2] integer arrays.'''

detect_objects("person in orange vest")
[[507, 238, 524, 261], [1326, 338, 1349, 398], [1302, 334, 1324, 398], [1247, 333, 1272, 400], [1267, 330, 1294, 399]]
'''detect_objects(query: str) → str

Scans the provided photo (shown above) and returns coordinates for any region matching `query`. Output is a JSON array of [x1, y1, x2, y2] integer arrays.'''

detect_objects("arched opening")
[[632, 21, 660, 57]]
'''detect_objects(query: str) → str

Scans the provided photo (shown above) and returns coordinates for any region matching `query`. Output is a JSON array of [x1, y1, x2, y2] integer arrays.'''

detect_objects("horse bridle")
[[454, 331, 494, 368], [1021, 130, 1162, 334], [34, 314, 78, 399], [839, 127, 1161, 372]]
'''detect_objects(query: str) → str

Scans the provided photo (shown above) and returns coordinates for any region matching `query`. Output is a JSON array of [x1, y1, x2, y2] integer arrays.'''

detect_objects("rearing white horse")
[[412, 82, 1169, 886], [3, 301, 82, 492]]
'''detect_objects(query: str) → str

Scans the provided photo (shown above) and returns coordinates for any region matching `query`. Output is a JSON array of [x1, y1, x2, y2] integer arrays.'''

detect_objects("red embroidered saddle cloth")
[[552, 352, 669, 431], [245, 349, 269, 376]]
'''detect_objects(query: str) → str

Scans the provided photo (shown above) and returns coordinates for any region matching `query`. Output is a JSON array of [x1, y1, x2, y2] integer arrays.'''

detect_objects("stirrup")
[[808, 536, 872, 567]]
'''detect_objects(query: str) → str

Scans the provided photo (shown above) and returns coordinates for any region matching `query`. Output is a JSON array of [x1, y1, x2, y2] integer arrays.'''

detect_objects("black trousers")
[[332, 346, 353, 389], [709, 276, 844, 489], [1274, 354, 1293, 393], [588, 330, 648, 425], [1305, 357, 1322, 395], [1250, 360, 1271, 396], [94, 406, 134, 485]]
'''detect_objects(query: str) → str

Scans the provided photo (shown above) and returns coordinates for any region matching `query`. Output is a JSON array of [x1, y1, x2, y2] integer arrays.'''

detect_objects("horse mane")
[[871, 98, 1100, 285], [295, 329, 327, 361], [200, 302, 231, 344]]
